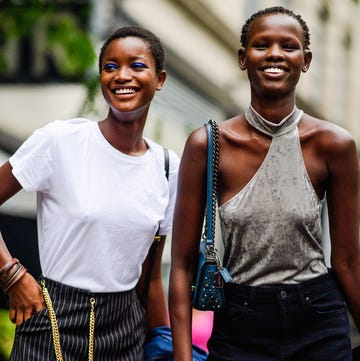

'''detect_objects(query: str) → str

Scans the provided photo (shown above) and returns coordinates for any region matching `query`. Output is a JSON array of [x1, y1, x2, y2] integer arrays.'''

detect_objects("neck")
[[99, 115, 147, 155], [250, 97, 296, 124], [245, 104, 303, 137]]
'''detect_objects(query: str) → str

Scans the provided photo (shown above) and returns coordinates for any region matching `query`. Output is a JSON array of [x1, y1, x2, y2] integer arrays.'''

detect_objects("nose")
[[267, 44, 285, 60], [115, 66, 132, 82]]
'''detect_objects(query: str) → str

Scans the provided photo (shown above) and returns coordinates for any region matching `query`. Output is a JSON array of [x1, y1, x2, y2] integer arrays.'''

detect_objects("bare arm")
[[169, 127, 208, 361], [137, 235, 169, 328], [325, 131, 360, 331], [0, 161, 23, 268], [0, 161, 44, 325]]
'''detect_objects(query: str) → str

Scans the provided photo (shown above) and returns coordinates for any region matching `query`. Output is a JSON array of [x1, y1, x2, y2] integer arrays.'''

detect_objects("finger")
[[35, 303, 45, 313], [34, 295, 46, 313], [23, 307, 33, 323], [15, 309, 24, 326], [9, 308, 16, 324]]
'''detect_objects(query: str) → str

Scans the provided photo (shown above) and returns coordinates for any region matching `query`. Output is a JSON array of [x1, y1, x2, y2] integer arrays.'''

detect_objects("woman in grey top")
[[169, 6, 360, 361]]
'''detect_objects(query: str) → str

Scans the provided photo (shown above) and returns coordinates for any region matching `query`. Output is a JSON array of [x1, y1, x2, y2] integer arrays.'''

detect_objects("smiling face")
[[238, 13, 312, 101], [100, 36, 166, 117]]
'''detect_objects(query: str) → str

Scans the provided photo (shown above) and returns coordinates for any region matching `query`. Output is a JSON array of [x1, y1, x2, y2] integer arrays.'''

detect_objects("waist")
[[39, 276, 138, 303], [225, 270, 338, 302]]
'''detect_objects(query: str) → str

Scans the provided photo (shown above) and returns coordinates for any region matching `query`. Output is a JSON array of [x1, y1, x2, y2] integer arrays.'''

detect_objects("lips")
[[112, 87, 137, 95], [262, 66, 288, 74]]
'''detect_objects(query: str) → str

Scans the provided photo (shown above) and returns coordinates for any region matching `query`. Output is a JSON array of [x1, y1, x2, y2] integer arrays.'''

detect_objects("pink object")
[[192, 310, 214, 351]]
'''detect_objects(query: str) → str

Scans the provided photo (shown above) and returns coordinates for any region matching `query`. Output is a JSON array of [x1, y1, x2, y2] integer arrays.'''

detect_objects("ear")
[[156, 70, 167, 90], [238, 48, 247, 70], [302, 51, 312, 73]]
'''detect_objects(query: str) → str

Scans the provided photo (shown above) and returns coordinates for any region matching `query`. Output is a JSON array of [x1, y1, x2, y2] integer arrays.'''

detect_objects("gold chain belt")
[[41, 280, 96, 361]]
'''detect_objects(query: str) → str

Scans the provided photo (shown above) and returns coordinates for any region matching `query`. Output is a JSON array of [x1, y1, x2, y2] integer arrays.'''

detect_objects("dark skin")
[[0, 36, 169, 327], [169, 13, 360, 360], [136, 235, 169, 328]]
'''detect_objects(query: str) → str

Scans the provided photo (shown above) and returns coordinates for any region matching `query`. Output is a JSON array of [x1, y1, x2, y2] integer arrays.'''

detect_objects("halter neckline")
[[245, 105, 303, 137]]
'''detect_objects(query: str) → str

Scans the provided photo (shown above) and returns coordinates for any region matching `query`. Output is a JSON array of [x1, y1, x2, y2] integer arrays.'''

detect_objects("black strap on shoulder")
[[141, 147, 169, 307], [163, 147, 169, 180]]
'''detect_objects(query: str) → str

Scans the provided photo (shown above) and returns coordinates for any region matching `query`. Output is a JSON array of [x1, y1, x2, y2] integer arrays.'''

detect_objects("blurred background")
[[1, 0, 360, 358]]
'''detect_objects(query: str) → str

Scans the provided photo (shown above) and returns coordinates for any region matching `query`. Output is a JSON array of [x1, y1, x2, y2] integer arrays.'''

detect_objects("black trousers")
[[10, 277, 146, 361], [207, 272, 352, 361]]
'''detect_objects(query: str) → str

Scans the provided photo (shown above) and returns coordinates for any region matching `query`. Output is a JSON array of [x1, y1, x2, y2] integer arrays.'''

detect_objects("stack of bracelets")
[[0, 258, 27, 294]]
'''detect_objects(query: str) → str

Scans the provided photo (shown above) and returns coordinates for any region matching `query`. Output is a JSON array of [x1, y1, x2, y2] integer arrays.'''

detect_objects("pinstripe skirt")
[[10, 277, 146, 361]]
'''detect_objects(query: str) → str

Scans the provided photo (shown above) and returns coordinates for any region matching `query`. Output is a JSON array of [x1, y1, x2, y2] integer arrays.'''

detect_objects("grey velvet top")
[[218, 106, 328, 286]]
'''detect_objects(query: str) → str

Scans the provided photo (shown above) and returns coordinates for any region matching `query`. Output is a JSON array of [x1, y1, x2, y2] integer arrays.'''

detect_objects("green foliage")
[[0, 309, 15, 360], [0, 1, 96, 79], [79, 71, 100, 116], [1, 3, 44, 38], [46, 14, 95, 77], [0, 1, 99, 115]]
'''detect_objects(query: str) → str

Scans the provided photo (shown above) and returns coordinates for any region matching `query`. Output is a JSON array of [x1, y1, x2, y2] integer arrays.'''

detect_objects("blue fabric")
[[192, 241, 225, 311], [144, 326, 208, 361], [207, 272, 352, 361]]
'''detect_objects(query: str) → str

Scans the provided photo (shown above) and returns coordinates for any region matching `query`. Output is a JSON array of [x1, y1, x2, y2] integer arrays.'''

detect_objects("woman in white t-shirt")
[[0, 26, 179, 360]]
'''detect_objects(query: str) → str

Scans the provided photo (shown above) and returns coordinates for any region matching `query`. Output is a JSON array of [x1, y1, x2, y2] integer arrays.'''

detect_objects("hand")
[[7, 272, 45, 326]]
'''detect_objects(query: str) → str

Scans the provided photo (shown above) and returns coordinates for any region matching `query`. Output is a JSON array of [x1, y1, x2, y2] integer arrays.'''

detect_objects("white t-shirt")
[[9, 118, 179, 292]]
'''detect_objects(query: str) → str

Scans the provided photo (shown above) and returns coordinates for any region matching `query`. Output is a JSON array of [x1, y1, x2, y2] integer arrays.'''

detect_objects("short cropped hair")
[[240, 6, 310, 50], [98, 26, 165, 74]]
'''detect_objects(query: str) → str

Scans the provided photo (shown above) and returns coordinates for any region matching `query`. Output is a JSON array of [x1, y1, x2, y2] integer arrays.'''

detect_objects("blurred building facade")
[[1, 0, 360, 157]]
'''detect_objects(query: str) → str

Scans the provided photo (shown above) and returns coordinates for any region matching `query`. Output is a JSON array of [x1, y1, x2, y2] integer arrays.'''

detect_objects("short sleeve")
[[9, 122, 55, 192]]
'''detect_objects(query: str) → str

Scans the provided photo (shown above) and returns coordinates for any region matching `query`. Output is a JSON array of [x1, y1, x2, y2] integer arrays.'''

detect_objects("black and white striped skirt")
[[10, 277, 146, 361]]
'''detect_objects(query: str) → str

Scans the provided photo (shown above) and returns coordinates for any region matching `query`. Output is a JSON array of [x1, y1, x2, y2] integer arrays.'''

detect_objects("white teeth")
[[114, 88, 135, 94], [264, 67, 285, 73]]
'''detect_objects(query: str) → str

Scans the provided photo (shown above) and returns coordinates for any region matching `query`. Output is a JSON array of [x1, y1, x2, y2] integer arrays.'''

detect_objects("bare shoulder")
[[182, 117, 242, 165], [186, 124, 208, 147], [301, 114, 357, 157], [218, 114, 245, 130], [217, 114, 247, 140], [182, 124, 208, 162]]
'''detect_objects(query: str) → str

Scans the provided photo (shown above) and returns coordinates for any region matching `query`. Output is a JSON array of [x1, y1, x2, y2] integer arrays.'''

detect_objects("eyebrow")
[[251, 33, 302, 43]]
